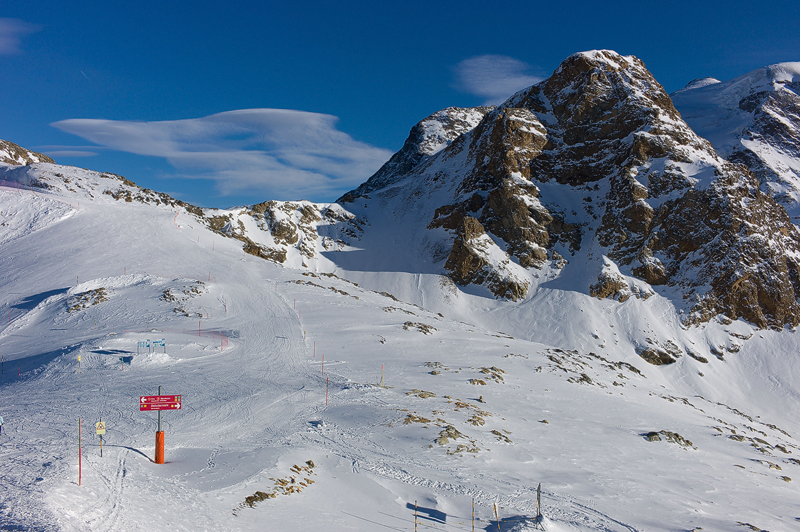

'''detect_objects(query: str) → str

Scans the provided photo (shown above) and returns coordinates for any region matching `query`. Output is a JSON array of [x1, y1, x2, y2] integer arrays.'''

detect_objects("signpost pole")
[[155, 385, 164, 464], [139, 390, 180, 464]]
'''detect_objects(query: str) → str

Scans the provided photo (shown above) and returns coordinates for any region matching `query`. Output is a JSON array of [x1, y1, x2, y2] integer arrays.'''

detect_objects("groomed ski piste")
[[1, 163, 799, 531]]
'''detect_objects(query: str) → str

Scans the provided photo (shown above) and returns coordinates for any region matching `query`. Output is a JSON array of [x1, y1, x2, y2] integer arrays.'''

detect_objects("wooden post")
[[494, 502, 501, 532]]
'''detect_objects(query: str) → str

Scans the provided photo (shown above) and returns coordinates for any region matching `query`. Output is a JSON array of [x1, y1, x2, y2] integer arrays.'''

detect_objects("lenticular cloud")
[[51, 109, 393, 201], [454, 55, 543, 105]]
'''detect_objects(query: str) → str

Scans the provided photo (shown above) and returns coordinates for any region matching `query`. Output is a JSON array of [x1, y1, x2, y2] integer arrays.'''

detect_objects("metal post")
[[155, 385, 165, 464], [157, 385, 162, 432]]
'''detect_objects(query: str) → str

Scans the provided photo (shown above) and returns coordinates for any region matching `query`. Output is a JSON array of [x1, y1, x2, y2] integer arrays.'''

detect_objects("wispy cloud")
[[51, 109, 393, 201], [453, 55, 544, 105], [0, 18, 40, 55], [43, 150, 98, 158]]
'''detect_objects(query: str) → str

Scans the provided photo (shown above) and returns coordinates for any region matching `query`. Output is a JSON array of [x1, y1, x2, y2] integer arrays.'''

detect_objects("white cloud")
[[0, 18, 39, 55], [51, 109, 393, 201], [454, 55, 544, 105], [43, 150, 98, 158]]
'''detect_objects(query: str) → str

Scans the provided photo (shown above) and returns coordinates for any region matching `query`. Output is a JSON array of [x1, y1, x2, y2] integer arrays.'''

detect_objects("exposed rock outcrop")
[[0, 140, 54, 166]]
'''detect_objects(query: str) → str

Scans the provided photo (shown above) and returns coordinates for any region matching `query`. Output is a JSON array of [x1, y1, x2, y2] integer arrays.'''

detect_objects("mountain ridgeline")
[[4, 51, 800, 331]]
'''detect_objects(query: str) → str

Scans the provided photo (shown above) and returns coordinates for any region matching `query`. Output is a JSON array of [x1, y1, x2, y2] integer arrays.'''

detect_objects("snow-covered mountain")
[[1, 49, 800, 532], [338, 50, 800, 330], [672, 62, 800, 220]]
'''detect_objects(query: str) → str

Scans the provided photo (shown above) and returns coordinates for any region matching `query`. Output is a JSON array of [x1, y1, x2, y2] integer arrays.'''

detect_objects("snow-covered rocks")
[[0, 139, 54, 166]]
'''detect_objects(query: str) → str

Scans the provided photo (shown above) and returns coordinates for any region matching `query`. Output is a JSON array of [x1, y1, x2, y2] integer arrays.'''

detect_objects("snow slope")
[[1, 163, 799, 532]]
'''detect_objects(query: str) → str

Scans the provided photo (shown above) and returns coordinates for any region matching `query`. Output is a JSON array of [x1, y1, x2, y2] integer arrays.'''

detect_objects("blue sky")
[[1, 0, 798, 207]]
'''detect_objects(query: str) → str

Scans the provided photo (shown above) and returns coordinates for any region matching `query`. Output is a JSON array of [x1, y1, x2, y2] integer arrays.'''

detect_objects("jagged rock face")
[[0, 140, 54, 166], [338, 106, 492, 203], [643, 170, 800, 328], [443, 216, 529, 301], [428, 104, 582, 274], [729, 85, 800, 205]]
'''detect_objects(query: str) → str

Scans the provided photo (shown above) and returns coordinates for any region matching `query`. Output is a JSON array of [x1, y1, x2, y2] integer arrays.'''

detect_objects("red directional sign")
[[139, 395, 182, 411]]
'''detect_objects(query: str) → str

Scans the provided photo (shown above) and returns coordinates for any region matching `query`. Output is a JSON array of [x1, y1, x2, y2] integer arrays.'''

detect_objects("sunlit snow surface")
[[1, 164, 799, 531]]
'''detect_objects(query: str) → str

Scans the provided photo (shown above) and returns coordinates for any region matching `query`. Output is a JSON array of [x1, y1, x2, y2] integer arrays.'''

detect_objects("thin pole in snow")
[[415, 501, 418, 532], [472, 498, 475, 532]]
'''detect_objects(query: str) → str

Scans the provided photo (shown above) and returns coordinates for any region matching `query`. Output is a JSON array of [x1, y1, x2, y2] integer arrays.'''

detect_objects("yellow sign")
[[95, 421, 106, 435], [78, 355, 81, 361]]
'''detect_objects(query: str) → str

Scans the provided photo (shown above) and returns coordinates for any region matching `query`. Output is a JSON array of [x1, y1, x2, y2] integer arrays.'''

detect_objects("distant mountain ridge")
[[671, 62, 800, 220]]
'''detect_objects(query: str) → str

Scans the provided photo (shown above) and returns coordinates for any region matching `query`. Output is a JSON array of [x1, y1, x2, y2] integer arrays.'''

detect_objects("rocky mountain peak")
[[338, 106, 492, 203], [341, 50, 800, 329]]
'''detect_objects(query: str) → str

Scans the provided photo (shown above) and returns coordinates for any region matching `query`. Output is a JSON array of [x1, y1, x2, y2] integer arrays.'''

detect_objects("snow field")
[[0, 171, 799, 531]]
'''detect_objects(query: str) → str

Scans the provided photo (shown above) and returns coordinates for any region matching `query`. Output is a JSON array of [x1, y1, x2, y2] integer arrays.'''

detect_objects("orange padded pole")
[[155, 431, 165, 464]]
